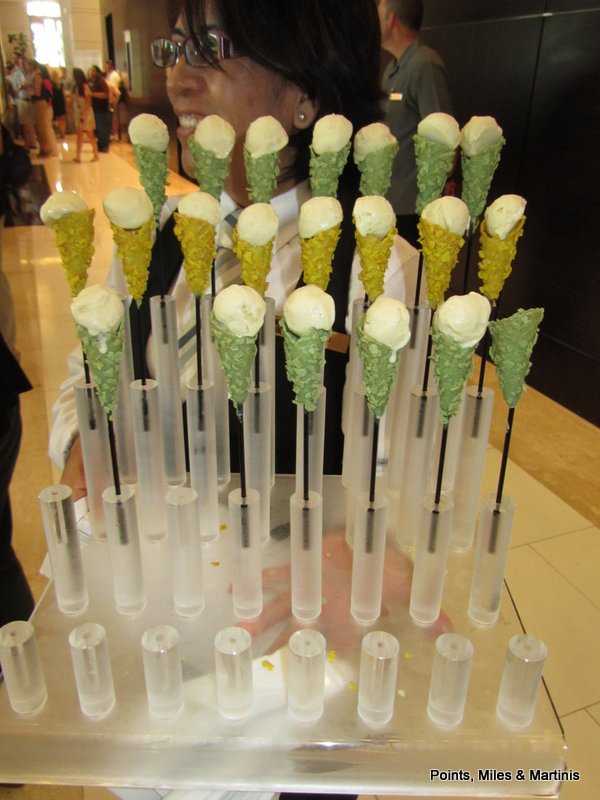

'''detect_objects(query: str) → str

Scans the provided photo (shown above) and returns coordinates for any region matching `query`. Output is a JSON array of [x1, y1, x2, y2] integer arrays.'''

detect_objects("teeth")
[[179, 115, 201, 129]]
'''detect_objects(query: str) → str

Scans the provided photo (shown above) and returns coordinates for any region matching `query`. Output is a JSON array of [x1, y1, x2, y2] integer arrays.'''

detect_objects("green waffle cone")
[[281, 320, 330, 412], [75, 322, 124, 419], [356, 315, 402, 419], [309, 143, 351, 197], [414, 134, 456, 215], [188, 138, 231, 199], [461, 138, 505, 232], [489, 307, 544, 408], [357, 141, 398, 196], [244, 149, 280, 203], [210, 315, 257, 407], [431, 323, 477, 425], [133, 144, 168, 223]]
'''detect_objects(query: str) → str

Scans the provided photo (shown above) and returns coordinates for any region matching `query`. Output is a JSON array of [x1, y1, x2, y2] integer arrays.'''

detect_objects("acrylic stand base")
[[0, 477, 565, 797]]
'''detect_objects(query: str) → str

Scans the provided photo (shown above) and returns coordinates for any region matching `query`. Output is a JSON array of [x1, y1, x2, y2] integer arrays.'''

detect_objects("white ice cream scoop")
[[213, 284, 266, 337], [421, 196, 470, 236], [103, 187, 154, 229], [283, 284, 335, 336], [128, 113, 170, 151], [485, 194, 526, 239], [41, 191, 88, 224], [177, 191, 221, 225]]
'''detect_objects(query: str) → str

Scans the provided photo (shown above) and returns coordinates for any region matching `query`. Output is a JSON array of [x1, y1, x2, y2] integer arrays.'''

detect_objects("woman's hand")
[[241, 532, 452, 655], [60, 435, 87, 501]]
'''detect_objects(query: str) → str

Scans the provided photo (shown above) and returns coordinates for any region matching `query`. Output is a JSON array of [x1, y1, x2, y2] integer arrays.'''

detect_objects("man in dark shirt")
[[89, 65, 111, 152], [378, 0, 453, 246]]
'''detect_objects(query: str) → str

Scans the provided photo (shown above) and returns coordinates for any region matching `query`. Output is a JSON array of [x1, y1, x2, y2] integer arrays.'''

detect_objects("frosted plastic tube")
[[259, 297, 276, 487], [0, 621, 47, 714], [141, 624, 184, 719], [295, 389, 326, 499], [497, 634, 547, 727], [345, 386, 374, 548], [451, 387, 495, 551], [113, 297, 137, 483], [186, 380, 220, 543], [351, 491, 389, 625], [357, 630, 399, 727], [166, 486, 205, 618], [201, 293, 230, 486], [468, 493, 516, 625], [430, 392, 465, 494], [394, 388, 439, 549], [102, 484, 146, 616], [69, 622, 116, 718], [387, 304, 430, 490], [287, 629, 326, 723], [214, 626, 253, 720], [428, 633, 473, 727], [38, 484, 88, 615], [290, 491, 323, 621], [244, 382, 273, 545], [74, 379, 111, 540], [229, 488, 262, 620], [150, 295, 186, 486], [409, 493, 454, 625], [341, 298, 366, 487], [130, 378, 167, 541]]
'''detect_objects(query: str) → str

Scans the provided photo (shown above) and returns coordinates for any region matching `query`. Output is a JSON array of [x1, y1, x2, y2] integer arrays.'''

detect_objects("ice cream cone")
[[41, 191, 95, 297], [189, 115, 235, 199], [72, 285, 125, 418], [281, 285, 335, 411], [174, 214, 217, 296], [478, 216, 525, 303], [413, 137, 455, 215], [110, 218, 154, 307], [489, 307, 544, 408], [244, 116, 288, 203], [431, 292, 491, 424], [51, 210, 96, 296], [299, 197, 343, 290], [353, 122, 398, 196], [211, 285, 266, 407], [129, 114, 170, 224], [353, 196, 396, 302], [309, 113, 353, 197], [461, 142, 504, 232], [418, 217, 465, 309], [356, 296, 410, 419], [232, 203, 279, 296]]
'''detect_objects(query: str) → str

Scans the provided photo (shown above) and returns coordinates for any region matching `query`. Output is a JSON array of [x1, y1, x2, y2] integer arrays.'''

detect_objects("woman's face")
[[166, 15, 309, 205]]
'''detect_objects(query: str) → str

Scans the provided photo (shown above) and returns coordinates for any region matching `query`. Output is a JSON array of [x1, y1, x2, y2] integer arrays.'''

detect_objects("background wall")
[[421, 0, 600, 425]]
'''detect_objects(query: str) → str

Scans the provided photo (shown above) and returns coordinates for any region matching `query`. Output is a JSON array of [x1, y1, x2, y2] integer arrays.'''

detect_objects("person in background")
[[72, 67, 99, 162], [50, 68, 67, 140], [0, 122, 36, 630], [104, 59, 123, 140], [378, 0, 453, 246], [32, 62, 58, 157], [88, 65, 111, 152], [14, 57, 38, 152]]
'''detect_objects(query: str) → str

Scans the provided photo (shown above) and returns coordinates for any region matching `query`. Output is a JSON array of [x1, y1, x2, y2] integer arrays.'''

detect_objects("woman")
[[32, 62, 58, 157], [72, 67, 99, 162], [52, 0, 421, 500]]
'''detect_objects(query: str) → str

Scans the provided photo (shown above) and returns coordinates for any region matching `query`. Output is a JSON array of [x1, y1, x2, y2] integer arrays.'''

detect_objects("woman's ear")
[[294, 93, 318, 130]]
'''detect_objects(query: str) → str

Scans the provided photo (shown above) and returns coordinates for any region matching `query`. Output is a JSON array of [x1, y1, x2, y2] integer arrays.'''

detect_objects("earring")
[[298, 111, 307, 123]]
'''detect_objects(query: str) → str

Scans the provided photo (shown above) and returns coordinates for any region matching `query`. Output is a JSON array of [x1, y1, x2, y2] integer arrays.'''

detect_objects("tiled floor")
[[2, 135, 599, 799]]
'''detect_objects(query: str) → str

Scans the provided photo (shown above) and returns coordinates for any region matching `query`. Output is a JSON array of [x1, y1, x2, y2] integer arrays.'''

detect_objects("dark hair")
[[387, 0, 423, 32], [181, 0, 385, 184], [72, 67, 88, 95]]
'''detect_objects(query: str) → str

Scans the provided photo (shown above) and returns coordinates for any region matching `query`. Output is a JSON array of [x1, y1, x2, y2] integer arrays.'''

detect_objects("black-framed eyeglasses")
[[151, 33, 236, 68]]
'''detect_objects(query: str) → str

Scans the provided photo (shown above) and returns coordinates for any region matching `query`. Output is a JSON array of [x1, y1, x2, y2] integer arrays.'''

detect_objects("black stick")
[[427, 422, 449, 554], [156, 223, 166, 298], [412, 250, 424, 309], [107, 417, 121, 496], [303, 408, 310, 503], [195, 295, 203, 386], [461, 229, 474, 295], [420, 308, 434, 396], [495, 406, 515, 509], [236, 404, 250, 549], [365, 416, 380, 556]]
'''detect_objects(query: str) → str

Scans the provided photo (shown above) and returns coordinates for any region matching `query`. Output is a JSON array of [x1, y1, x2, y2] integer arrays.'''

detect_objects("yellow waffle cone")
[[355, 226, 396, 302], [52, 209, 95, 296], [299, 225, 341, 291], [110, 218, 154, 306], [418, 217, 465, 309], [174, 212, 216, 296], [477, 216, 525, 303], [233, 230, 274, 297]]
